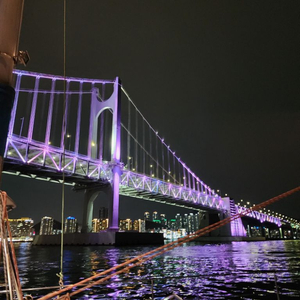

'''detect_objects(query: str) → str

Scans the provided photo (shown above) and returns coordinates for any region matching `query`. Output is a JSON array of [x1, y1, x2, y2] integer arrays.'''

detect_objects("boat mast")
[[0, 0, 25, 186]]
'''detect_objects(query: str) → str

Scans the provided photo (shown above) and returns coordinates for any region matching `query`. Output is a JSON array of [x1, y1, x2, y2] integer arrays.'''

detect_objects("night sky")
[[3, 1, 300, 224]]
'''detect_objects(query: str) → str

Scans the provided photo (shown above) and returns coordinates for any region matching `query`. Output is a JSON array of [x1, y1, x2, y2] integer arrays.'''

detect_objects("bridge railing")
[[120, 170, 225, 211], [5, 135, 111, 182]]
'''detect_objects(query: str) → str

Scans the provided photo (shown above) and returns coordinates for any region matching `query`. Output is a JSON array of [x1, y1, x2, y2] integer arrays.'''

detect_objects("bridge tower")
[[81, 78, 122, 232]]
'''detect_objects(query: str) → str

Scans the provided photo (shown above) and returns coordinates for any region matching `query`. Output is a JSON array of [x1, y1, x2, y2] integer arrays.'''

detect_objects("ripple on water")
[[12, 240, 300, 299]]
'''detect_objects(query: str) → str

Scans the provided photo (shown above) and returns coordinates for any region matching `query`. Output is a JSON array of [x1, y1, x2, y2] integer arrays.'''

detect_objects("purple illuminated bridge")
[[3, 70, 285, 235]]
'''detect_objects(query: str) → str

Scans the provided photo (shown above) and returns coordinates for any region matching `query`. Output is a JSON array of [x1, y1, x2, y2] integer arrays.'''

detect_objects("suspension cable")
[[126, 99, 131, 168]]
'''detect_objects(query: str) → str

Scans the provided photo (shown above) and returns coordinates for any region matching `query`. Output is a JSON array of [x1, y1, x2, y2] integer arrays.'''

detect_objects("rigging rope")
[[127, 99, 131, 168], [58, 0, 67, 289], [0, 191, 24, 300], [37, 186, 300, 300]]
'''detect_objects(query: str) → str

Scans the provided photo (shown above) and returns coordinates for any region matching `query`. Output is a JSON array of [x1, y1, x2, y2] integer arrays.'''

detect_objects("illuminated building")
[[169, 219, 176, 230], [133, 219, 145, 232], [8, 218, 34, 237], [175, 213, 182, 229], [160, 214, 167, 226], [144, 212, 150, 221], [92, 218, 108, 232], [152, 211, 158, 221], [194, 212, 200, 231], [64, 216, 77, 233], [119, 219, 132, 231], [182, 213, 199, 233], [40, 216, 53, 235]]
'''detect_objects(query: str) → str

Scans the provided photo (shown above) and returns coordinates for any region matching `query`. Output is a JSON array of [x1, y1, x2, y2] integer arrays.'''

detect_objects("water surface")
[[12, 240, 300, 299]]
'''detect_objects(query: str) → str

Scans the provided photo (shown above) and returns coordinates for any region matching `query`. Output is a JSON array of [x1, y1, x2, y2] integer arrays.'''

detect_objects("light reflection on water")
[[13, 240, 300, 299]]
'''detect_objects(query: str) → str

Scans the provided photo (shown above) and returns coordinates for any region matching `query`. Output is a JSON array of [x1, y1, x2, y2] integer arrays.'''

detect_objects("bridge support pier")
[[81, 188, 101, 233], [199, 211, 231, 237], [108, 165, 121, 231], [81, 172, 121, 233]]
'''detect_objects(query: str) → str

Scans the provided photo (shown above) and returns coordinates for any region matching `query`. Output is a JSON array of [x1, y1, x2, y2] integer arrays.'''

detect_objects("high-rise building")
[[182, 213, 199, 233], [160, 214, 167, 226], [133, 219, 145, 232], [144, 212, 150, 221], [64, 216, 77, 233], [40, 216, 53, 235], [194, 212, 200, 231], [169, 219, 177, 230], [188, 213, 195, 233], [183, 214, 188, 232], [9, 218, 34, 237], [152, 211, 158, 221], [92, 218, 100, 232], [175, 213, 182, 229], [119, 219, 132, 231], [92, 218, 108, 232], [99, 207, 108, 220]]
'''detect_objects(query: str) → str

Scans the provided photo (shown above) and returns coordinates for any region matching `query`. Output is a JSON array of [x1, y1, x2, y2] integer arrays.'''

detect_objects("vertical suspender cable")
[[127, 100, 131, 168], [75, 81, 82, 154], [178, 159, 181, 185], [162, 142, 165, 181], [167, 147, 170, 181], [142, 119, 145, 174], [135, 109, 138, 171], [156, 134, 159, 179], [99, 84, 105, 160], [39, 93, 47, 142], [149, 126, 152, 176], [173, 154, 176, 184]]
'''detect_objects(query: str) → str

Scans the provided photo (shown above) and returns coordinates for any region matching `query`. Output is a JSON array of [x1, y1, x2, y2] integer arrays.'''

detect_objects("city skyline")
[[10, 206, 199, 227]]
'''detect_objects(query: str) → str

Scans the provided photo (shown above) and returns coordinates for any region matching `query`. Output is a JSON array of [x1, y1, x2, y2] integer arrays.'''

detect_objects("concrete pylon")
[[81, 77, 122, 232], [81, 183, 118, 233], [81, 188, 101, 233]]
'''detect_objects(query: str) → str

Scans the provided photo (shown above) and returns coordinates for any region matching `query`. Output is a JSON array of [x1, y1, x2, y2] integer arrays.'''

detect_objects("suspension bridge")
[[3, 70, 297, 237]]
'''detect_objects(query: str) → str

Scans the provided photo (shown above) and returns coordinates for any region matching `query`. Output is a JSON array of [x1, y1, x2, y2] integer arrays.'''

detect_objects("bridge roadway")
[[4, 134, 225, 213], [4, 134, 283, 230]]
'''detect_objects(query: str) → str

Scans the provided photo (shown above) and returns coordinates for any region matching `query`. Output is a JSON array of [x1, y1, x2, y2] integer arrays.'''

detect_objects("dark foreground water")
[[10, 240, 300, 299]]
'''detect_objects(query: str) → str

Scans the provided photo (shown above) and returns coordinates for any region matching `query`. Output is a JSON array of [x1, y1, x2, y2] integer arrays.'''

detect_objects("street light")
[[67, 134, 71, 150]]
